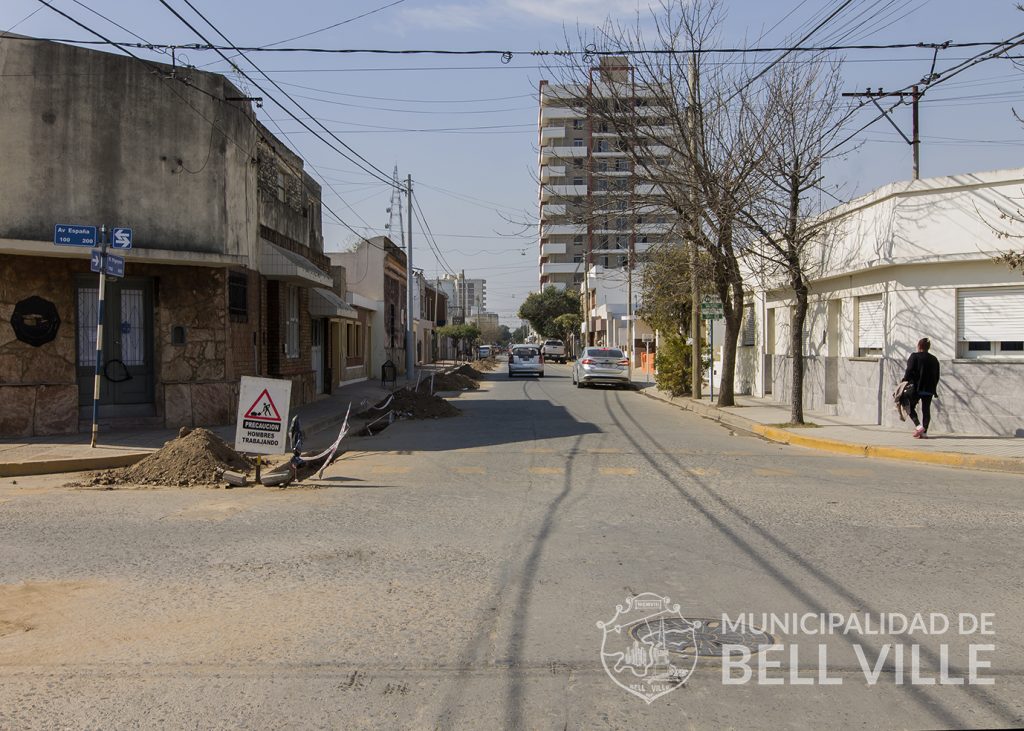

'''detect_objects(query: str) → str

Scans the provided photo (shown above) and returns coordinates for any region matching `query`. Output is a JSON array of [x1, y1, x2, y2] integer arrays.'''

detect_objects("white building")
[[739, 168, 1024, 437]]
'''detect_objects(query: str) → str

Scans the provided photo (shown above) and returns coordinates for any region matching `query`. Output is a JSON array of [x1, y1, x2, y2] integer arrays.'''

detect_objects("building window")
[[572, 138, 584, 147], [228, 271, 248, 321], [276, 170, 287, 202], [347, 322, 363, 358], [573, 176, 584, 186], [573, 255, 582, 263], [741, 305, 756, 346], [285, 285, 300, 358], [572, 119, 584, 130], [957, 286, 1024, 358], [856, 295, 883, 357], [573, 235, 584, 247]]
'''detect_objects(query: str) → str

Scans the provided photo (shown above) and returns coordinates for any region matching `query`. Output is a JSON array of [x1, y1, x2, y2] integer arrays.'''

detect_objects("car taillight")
[[618, 359, 629, 366], [581, 358, 594, 365]]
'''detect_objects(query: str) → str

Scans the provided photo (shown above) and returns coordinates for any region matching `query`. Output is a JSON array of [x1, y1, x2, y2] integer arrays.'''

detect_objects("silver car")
[[508, 343, 545, 378], [572, 347, 631, 388]]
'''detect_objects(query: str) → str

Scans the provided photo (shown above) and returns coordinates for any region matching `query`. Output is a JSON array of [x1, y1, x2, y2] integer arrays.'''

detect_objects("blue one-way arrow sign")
[[111, 227, 132, 249], [90, 250, 103, 273], [54, 224, 98, 247]]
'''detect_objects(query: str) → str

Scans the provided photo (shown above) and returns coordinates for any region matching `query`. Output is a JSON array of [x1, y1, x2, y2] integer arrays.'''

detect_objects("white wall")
[[744, 168, 1024, 436]]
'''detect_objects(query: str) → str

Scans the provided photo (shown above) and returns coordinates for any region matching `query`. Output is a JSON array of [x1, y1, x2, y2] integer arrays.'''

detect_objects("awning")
[[259, 241, 333, 287], [309, 288, 358, 320]]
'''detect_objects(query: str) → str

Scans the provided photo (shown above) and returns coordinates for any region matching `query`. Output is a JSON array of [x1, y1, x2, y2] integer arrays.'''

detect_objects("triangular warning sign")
[[245, 388, 282, 421]]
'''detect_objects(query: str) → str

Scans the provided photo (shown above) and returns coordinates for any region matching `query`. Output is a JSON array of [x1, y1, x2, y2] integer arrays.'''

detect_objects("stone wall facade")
[[0, 253, 321, 437], [1, 256, 80, 436]]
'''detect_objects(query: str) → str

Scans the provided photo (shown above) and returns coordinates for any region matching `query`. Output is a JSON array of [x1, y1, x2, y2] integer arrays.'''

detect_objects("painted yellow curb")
[[0, 452, 149, 478], [640, 388, 1024, 474]]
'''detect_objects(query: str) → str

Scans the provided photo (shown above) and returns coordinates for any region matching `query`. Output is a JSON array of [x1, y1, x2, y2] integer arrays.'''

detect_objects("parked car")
[[571, 347, 631, 388], [478, 345, 492, 358], [541, 339, 567, 364], [508, 343, 544, 378]]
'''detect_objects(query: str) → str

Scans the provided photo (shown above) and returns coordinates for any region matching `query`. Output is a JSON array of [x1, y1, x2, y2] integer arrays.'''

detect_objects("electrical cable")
[[154, 0, 398, 189]]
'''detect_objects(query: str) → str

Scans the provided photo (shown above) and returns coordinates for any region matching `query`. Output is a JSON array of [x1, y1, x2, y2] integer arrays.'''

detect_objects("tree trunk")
[[716, 274, 744, 407], [789, 275, 809, 425]]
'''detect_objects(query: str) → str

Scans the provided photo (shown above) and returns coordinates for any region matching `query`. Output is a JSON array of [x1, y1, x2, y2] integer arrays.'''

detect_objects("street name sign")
[[104, 253, 125, 278], [111, 227, 133, 249], [235, 376, 292, 454], [54, 224, 97, 247]]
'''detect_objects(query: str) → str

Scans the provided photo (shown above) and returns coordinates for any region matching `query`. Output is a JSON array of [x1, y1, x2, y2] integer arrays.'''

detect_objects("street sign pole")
[[90, 225, 108, 448], [709, 319, 714, 404]]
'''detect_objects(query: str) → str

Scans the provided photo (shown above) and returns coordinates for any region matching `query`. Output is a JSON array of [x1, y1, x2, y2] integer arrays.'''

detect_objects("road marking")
[[455, 466, 485, 475], [371, 466, 412, 475], [754, 467, 797, 477], [600, 467, 636, 476], [529, 467, 564, 475]]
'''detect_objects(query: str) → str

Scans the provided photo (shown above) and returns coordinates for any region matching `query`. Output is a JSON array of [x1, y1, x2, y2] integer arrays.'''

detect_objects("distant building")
[[536, 56, 672, 294], [329, 236, 408, 377], [437, 274, 486, 323]]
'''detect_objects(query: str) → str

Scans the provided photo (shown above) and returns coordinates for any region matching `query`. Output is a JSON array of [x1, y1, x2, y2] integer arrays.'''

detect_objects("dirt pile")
[[359, 387, 460, 421], [470, 358, 498, 372], [76, 428, 252, 487], [424, 371, 479, 391], [454, 363, 485, 379]]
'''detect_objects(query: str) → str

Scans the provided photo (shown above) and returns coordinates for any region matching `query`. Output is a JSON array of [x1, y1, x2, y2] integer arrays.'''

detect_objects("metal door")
[[76, 277, 154, 412]]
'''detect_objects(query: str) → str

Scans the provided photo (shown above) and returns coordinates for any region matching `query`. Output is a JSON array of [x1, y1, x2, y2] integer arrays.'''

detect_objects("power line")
[[411, 195, 457, 277], [6, 34, 1007, 57], [196, 0, 408, 70], [154, 0, 398, 189]]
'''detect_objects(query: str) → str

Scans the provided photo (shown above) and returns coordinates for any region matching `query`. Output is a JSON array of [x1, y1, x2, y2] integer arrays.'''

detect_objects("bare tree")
[[541, 0, 771, 406], [740, 58, 851, 424]]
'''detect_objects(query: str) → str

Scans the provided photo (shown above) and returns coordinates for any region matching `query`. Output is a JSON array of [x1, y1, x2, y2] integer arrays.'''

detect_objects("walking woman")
[[903, 337, 941, 438]]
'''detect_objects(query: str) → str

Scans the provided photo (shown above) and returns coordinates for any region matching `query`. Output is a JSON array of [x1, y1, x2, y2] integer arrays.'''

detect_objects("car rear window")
[[544, 340, 563, 346], [514, 347, 539, 357], [587, 348, 624, 358]]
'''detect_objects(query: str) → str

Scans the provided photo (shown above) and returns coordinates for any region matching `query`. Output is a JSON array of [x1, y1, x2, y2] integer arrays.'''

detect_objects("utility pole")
[[626, 247, 634, 381], [688, 59, 702, 400], [842, 86, 922, 179], [405, 174, 415, 381]]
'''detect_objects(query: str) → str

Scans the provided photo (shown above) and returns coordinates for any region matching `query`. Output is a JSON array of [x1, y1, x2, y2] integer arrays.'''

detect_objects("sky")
[[3, 0, 1024, 323]]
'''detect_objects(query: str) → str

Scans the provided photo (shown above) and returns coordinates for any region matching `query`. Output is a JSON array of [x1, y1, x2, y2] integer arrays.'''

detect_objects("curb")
[[0, 452, 149, 478], [637, 387, 1024, 475]]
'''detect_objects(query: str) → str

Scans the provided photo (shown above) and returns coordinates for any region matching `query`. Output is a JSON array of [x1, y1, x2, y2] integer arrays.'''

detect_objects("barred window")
[[228, 271, 248, 320]]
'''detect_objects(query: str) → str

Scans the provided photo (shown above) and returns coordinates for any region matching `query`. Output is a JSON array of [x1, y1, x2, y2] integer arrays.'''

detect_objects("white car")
[[508, 344, 544, 378], [571, 347, 631, 388]]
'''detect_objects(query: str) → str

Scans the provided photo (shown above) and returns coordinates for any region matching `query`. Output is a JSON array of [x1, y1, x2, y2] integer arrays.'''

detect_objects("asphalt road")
[[1, 364, 1022, 730]]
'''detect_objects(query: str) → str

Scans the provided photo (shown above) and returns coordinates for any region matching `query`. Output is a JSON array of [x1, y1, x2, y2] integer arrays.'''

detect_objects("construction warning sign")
[[234, 376, 292, 454]]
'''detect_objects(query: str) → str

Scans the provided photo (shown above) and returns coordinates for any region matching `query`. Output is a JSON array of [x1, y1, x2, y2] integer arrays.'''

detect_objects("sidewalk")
[[0, 376, 400, 478], [635, 381, 1024, 474]]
